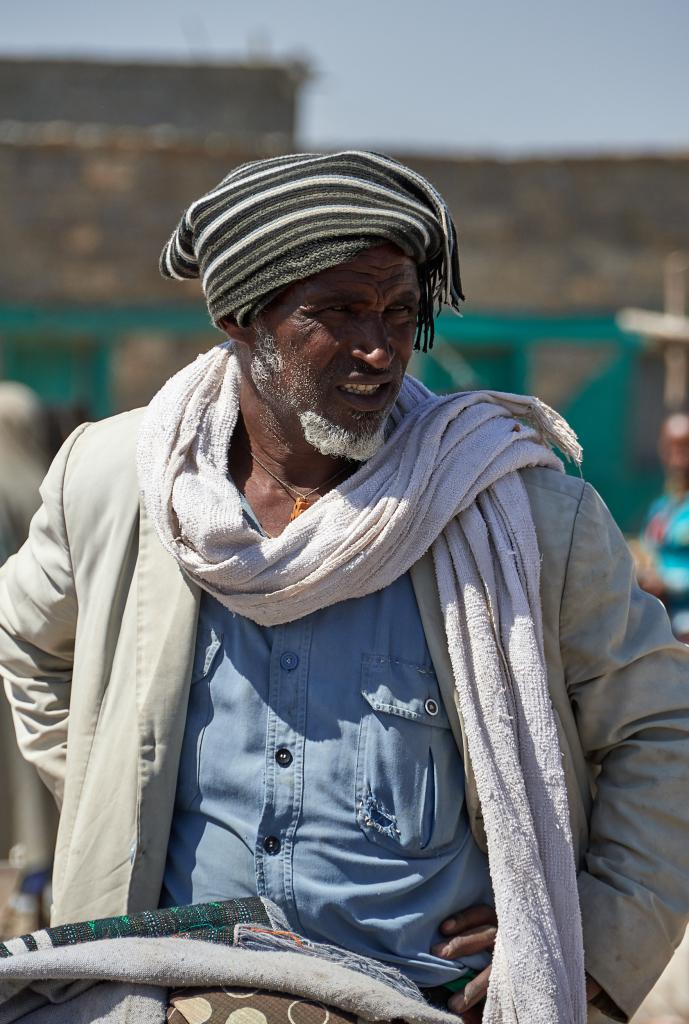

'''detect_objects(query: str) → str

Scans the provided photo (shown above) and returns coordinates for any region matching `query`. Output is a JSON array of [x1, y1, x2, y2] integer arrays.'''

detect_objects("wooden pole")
[[664, 253, 689, 408], [617, 252, 689, 411], [665, 251, 688, 317]]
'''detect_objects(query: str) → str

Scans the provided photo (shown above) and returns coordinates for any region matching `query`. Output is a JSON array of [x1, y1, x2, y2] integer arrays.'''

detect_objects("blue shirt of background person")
[[640, 411, 689, 641]]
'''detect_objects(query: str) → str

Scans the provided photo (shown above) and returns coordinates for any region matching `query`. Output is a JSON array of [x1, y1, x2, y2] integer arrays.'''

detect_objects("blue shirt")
[[162, 509, 493, 986], [644, 492, 689, 601]]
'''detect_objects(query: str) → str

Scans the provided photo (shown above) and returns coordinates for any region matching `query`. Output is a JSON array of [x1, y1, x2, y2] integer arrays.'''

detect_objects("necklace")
[[250, 450, 349, 521]]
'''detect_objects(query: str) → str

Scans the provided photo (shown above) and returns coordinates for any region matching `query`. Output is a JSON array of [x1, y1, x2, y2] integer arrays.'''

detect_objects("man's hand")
[[432, 905, 497, 1021], [585, 974, 602, 1002], [637, 569, 667, 601], [432, 905, 604, 1021]]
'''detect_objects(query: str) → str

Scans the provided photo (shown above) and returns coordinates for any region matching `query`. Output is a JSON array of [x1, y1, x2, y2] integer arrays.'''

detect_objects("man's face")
[[237, 243, 420, 460]]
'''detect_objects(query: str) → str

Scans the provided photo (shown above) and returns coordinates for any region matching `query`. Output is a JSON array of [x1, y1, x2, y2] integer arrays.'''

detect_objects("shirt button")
[[263, 835, 281, 855], [275, 748, 293, 767], [425, 697, 439, 716], [280, 652, 299, 671]]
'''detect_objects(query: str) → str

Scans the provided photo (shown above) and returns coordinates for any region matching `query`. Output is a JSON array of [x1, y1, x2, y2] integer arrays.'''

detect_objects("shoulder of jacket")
[[72, 407, 144, 450], [62, 408, 145, 513], [68, 408, 144, 470], [519, 464, 587, 505], [518, 465, 589, 561]]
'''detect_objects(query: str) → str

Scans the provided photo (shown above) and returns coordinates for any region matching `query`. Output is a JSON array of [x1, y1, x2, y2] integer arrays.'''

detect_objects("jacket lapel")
[[129, 503, 201, 910]]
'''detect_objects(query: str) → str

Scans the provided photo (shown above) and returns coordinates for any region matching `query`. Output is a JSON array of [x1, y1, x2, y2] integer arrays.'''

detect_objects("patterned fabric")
[[0, 896, 270, 959], [159, 150, 463, 349], [167, 986, 360, 1024], [0, 895, 426, 1008]]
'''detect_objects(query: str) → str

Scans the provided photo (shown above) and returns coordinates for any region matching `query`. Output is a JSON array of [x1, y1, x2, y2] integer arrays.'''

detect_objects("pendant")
[[289, 496, 312, 521]]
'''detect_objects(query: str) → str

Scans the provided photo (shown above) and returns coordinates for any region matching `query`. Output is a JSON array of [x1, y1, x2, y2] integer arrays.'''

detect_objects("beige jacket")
[[633, 925, 689, 1022], [1, 410, 688, 1021]]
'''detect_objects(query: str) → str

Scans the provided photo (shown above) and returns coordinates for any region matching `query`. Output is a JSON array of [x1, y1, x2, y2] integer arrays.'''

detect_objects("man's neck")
[[231, 409, 349, 490], [666, 474, 689, 500], [228, 405, 353, 538]]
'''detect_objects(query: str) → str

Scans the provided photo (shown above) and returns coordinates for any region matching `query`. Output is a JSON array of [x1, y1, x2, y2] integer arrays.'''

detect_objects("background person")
[[0, 382, 48, 564], [638, 412, 689, 642], [0, 382, 57, 935]]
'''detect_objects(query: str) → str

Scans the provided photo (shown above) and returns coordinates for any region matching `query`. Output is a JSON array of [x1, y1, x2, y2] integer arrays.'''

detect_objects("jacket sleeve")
[[0, 424, 89, 805], [559, 482, 689, 1020]]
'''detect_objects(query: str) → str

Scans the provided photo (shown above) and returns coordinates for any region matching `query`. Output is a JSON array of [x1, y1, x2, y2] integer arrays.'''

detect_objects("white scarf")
[[137, 342, 587, 1023]]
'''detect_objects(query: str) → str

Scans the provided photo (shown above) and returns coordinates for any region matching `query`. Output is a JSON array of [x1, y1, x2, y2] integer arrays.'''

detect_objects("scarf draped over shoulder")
[[138, 343, 587, 1024]]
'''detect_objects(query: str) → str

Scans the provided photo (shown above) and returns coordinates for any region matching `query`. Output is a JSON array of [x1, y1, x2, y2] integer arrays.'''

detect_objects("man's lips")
[[335, 377, 395, 411], [340, 381, 387, 394]]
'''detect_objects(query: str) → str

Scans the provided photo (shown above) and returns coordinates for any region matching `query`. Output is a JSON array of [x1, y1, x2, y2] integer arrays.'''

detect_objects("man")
[[638, 411, 689, 642], [1, 152, 688, 1023], [0, 382, 56, 936]]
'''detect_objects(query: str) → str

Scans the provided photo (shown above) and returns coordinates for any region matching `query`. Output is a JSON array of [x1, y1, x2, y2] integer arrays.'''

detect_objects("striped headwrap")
[[160, 150, 464, 351]]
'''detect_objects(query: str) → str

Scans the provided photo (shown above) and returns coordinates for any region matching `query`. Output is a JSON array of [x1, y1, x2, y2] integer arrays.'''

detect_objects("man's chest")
[[179, 572, 466, 857]]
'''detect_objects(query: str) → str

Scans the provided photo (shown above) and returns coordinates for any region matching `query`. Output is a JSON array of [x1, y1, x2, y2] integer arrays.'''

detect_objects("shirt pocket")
[[175, 625, 223, 811], [355, 653, 465, 856]]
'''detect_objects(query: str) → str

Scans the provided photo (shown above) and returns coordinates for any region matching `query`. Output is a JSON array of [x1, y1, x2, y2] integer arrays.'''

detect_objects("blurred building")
[[0, 57, 305, 144], [0, 55, 308, 424], [0, 55, 688, 528]]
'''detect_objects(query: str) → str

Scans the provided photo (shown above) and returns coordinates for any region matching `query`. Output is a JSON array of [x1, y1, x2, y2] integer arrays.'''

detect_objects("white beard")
[[298, 411, 386, 462]]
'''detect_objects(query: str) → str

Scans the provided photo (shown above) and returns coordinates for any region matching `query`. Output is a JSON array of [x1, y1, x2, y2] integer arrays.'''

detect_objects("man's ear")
[[216, 316, 254, 347]]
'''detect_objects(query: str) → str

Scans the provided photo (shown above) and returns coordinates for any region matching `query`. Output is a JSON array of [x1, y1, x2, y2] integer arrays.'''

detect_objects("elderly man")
[[1, 152, 688, 1024]]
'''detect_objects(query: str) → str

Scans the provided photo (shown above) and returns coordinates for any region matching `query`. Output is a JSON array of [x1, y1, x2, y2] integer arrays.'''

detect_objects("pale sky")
[[4, 0, 689, 154]]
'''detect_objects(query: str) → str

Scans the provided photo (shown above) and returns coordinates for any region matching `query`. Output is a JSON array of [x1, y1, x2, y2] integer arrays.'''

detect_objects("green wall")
[[0, 306, 658, 532], [414, 313, 658, 532]]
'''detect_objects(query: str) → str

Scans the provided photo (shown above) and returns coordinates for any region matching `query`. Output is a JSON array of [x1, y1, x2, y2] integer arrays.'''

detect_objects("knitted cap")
[[160, 150, 464, 350]]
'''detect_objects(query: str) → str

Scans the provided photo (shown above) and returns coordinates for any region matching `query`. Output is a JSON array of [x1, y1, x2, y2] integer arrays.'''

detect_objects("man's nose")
[[350, 317, 394, 369]]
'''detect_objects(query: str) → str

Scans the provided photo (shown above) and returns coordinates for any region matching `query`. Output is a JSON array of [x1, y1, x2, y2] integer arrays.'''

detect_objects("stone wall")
[[0, 130, 264, 308], [1, 127, 686, 314], [400, 152, 689, 313]]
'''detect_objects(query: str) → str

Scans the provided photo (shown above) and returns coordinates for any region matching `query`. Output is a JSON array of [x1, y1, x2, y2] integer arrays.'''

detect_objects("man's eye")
[[302, 305, 346, 318]]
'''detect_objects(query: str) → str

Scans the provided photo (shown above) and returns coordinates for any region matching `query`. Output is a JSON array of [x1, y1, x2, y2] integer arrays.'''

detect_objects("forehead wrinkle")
[[299, 264, 420, 305], [263, 246, 420, 321], [300, 285, 420, 309]]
